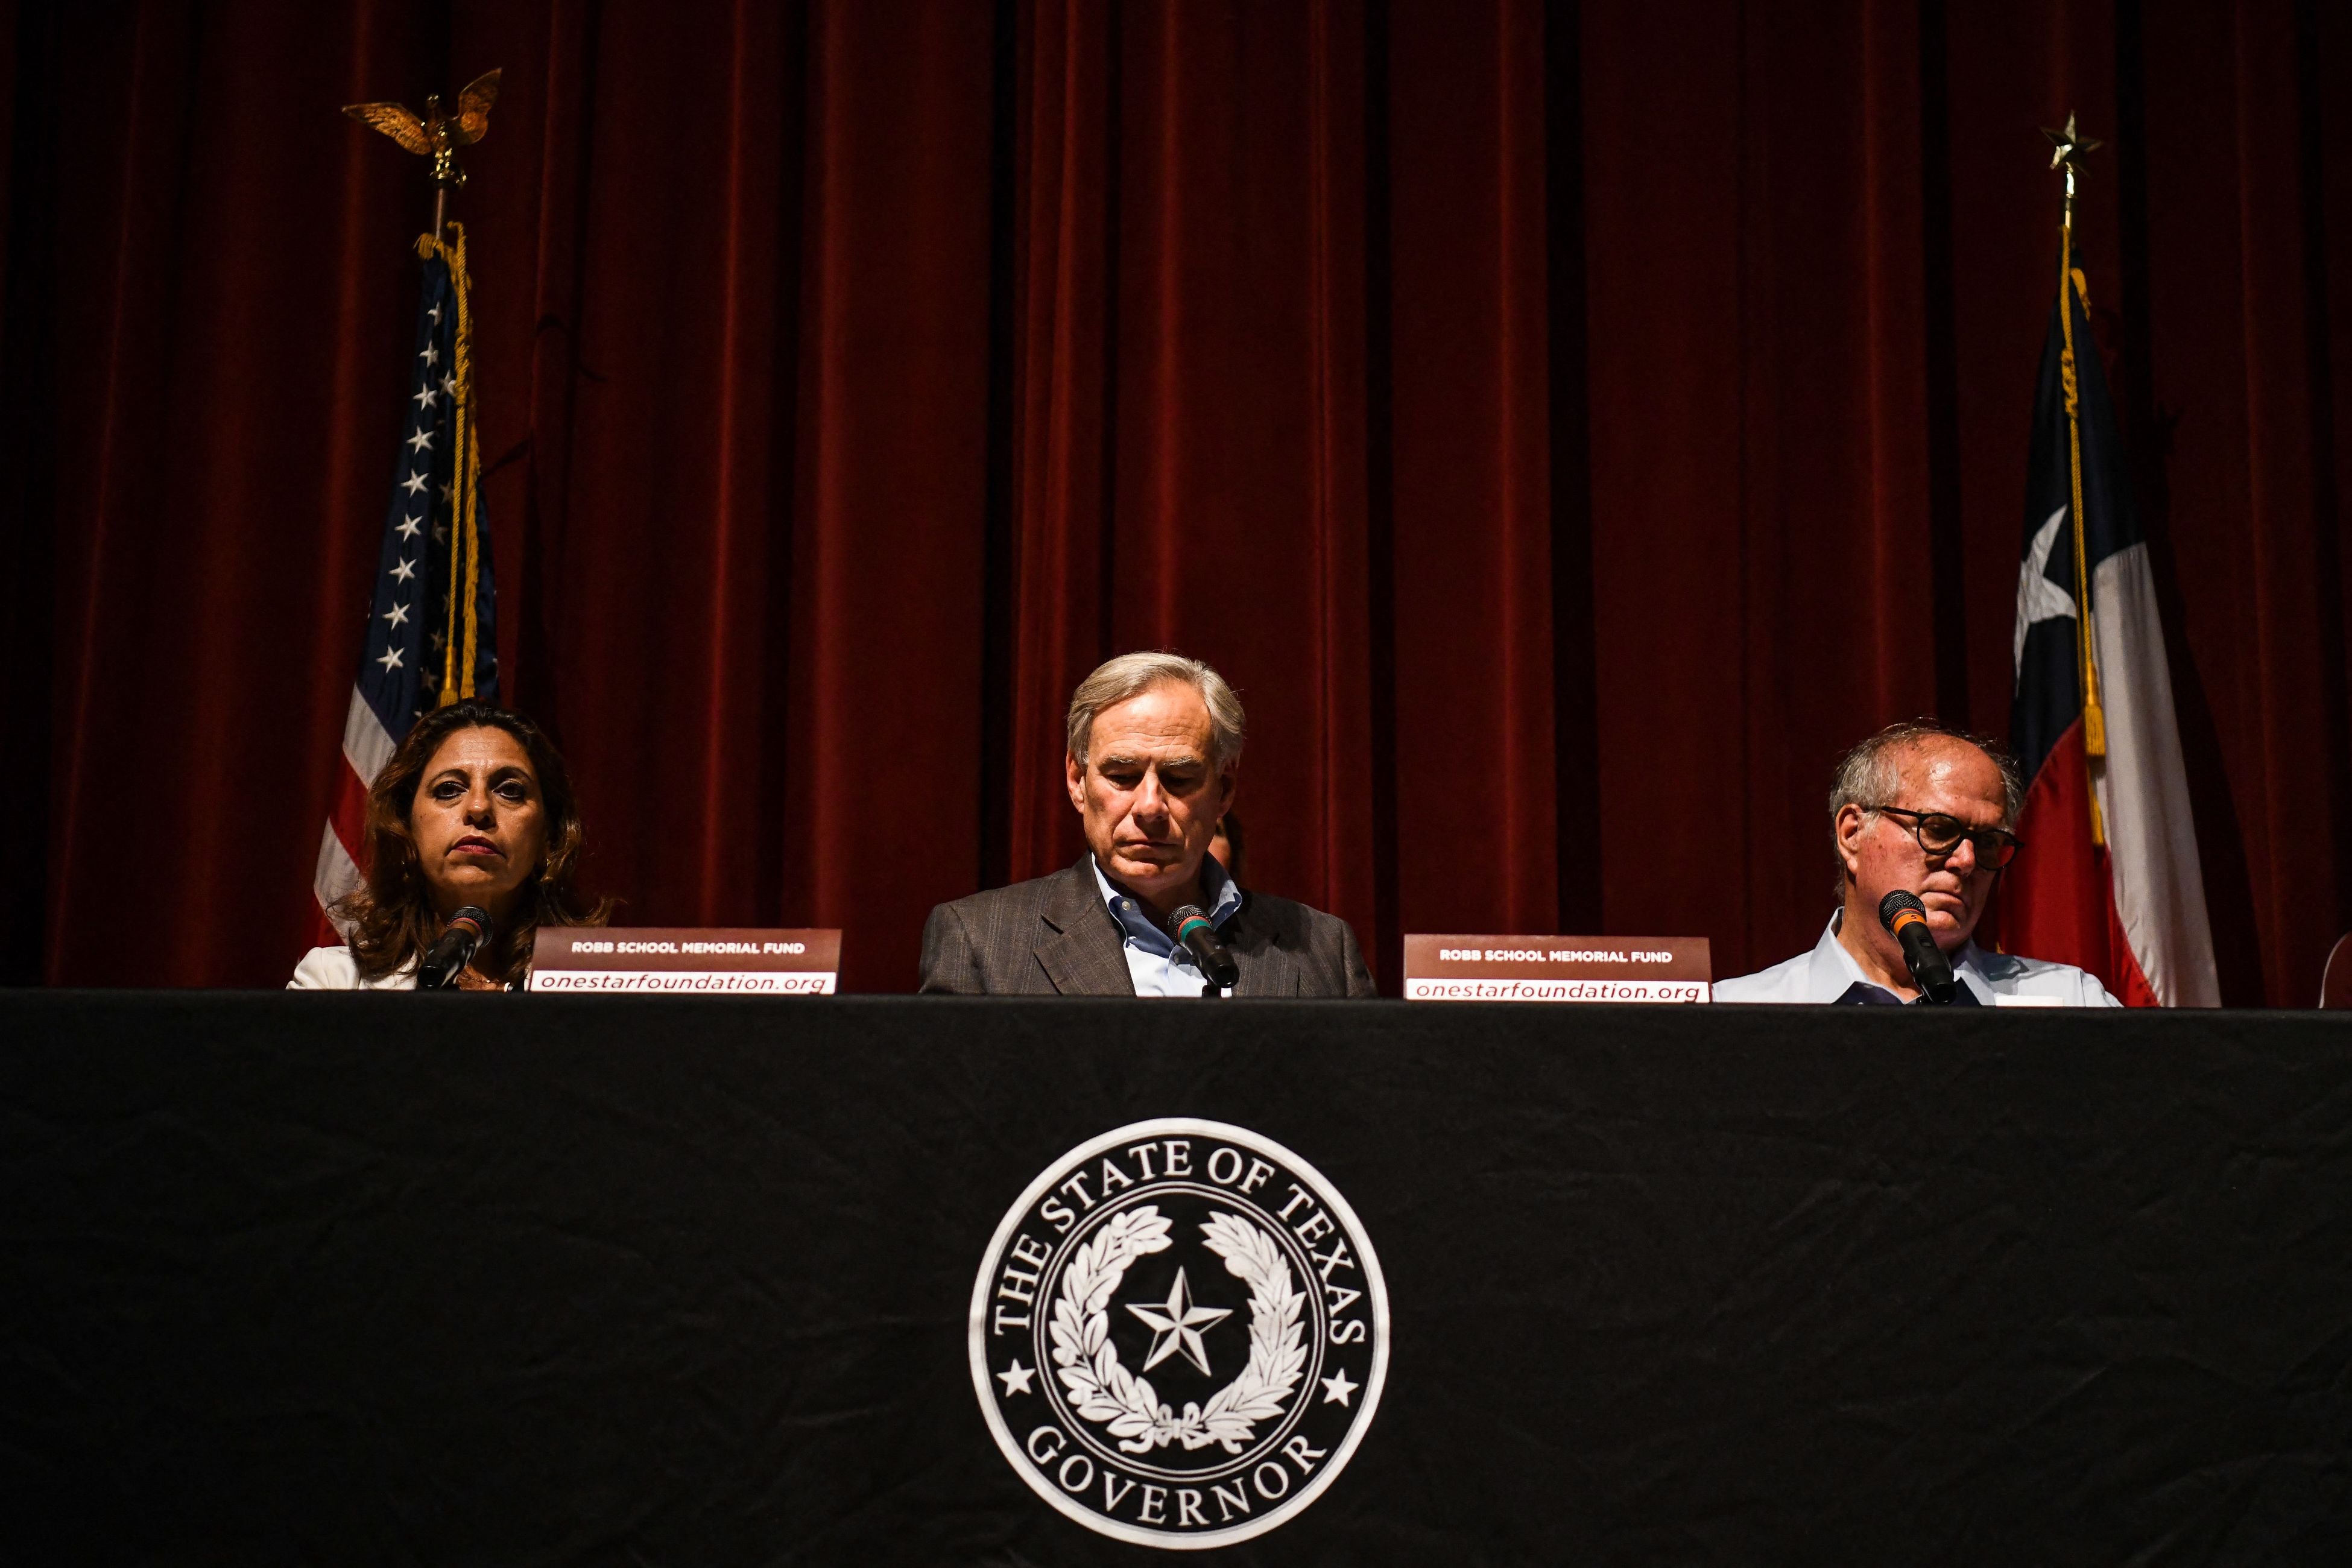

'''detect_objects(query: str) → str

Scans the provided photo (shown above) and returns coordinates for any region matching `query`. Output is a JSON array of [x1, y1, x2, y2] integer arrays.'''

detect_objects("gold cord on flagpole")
[[417, 223, 484, 706], [2047, 111, 2107, 846]]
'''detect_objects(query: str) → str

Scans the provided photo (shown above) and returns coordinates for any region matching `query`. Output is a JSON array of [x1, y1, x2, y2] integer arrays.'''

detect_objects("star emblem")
[[420, 342, 440, 366], [439, 481, 455, 505], [997, 1358, 1035, 1397], [382, 601, 409, 628], [396, 514, 421, 540], [375, 645, 404, 672], [406, 427, 434, 453], [1125, 1267, 1232, 1376], [429, 302, 442, 324], [440, 372, 457, 399], [2014, 504, 2078, 677], [412, 384, 437, 409], [2041, 111, 2104, 175], [391, 555, 417, 583], [1320, 1368, 1358, 1406], [400, 470, 428, 496]]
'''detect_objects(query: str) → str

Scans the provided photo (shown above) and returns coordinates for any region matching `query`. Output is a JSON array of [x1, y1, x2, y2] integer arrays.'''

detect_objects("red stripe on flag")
[[2001, 721, 2108, 971], [329, 767, 368, 864], [310, 762, 373, 946], [1997, 717, 2160, 1006], [2103, 885, 2163, 1008]]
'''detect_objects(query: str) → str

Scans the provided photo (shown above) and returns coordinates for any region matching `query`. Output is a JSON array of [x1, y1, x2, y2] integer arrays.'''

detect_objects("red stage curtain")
[[2, 1, 2347, 1001]]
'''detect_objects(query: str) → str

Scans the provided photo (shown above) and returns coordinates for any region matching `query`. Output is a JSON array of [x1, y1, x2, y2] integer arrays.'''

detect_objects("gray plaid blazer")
[[918, 857, 1377, 997]]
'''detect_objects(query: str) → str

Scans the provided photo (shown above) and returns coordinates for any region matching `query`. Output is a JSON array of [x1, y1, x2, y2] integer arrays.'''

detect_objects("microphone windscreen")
[[1877, 890, 1927, 933]]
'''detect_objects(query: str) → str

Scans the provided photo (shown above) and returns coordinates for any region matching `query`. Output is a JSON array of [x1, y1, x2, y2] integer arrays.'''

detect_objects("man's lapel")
[[1036, 859, 1136, 996], [1226, 897, 1299, 997]]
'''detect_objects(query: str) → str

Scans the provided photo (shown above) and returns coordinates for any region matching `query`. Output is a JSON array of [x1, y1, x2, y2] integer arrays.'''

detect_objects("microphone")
[[1877, 890, 1958, 1005], [1171, 905, 1241, 994], [417, 906, 493, 991]]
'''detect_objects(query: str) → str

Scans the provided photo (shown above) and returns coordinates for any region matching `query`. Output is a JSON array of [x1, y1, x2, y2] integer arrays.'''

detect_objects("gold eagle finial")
[[344, 69, 502, 189]]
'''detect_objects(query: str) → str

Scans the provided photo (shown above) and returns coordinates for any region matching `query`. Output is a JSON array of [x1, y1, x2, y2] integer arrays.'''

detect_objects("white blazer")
[[288, 947, 416, 990], [1715, 912, 2123, 1007]]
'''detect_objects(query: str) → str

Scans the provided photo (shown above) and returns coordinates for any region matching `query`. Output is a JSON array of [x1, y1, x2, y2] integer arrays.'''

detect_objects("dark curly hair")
[[334, 701, 610, 984]]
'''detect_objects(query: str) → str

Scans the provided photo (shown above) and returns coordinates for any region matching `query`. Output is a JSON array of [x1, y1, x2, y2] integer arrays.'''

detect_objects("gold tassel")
[[2056, 224, 2107, 845], [416, 224, 484, 706]]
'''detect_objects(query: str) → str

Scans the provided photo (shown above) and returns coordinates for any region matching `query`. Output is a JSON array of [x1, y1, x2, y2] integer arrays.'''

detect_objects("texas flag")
[[2005, 257, 2218, 1006]]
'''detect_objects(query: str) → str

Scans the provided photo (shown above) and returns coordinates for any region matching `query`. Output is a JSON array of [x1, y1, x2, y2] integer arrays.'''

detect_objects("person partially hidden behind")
[[920, 652, 1374, 996], [1715, 720, 2120, 1006], [1208, 809, 1245, 884], [291, 701, 610, 991]]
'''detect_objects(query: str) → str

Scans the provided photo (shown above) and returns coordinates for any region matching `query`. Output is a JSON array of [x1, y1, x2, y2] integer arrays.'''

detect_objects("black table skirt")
[[4, 993, 2348, 1563]]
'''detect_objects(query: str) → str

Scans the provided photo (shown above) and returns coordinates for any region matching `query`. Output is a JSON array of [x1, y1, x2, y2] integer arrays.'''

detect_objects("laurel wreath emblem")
[[1047, 1204, 1307, 1456]]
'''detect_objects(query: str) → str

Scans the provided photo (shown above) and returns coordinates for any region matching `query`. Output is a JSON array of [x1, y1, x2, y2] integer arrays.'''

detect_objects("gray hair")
[[1829, 719, 2026, 831], [1066, 652, 1247, 771]]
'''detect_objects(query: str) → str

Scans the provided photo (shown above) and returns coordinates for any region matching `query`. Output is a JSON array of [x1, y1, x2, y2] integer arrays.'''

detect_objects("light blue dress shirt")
[[1089, 854, 1244, 997], [1712, 911, 2122, 1005]]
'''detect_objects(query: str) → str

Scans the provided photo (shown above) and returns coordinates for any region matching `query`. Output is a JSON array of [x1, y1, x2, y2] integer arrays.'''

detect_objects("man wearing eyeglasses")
[[1715, 721, 2120, 1006]]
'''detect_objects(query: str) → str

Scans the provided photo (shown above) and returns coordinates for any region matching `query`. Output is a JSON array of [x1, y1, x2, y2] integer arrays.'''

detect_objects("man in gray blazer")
[[920, 652, 1376, 997]]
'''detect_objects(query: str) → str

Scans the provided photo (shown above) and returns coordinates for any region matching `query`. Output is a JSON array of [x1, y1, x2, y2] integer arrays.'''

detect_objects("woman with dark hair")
[[291, 701, 609, 990]]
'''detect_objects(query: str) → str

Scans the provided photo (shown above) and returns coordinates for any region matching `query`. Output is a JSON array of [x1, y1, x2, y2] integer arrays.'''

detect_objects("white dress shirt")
[[288, 946, 416, 990], [1714, 911, 2123, 1007]]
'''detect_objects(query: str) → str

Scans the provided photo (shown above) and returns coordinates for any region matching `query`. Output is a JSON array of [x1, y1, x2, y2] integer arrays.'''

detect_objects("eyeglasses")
[[1866, 806, 2022, 870]]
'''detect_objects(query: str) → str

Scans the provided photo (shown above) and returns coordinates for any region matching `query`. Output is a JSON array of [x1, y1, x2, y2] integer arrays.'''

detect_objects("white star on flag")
[[406, 428, 434, 453], [383, 602, 409, 628], [396, 514, 421, 540], [375, 645, 403, 672], [412, 385, 437, 409], [420, 343, 440, 366], [2014, 505, 2078, 677], [400, 470, 428, 496], [391, 556, 416, 583], [429, 302, 442, 323], [996, 1359, 1035, 1397], [440, 372, 457, 399]]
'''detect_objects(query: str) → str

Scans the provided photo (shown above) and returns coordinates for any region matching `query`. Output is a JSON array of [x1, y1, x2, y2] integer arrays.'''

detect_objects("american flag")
[[313, 226, 499, 937]]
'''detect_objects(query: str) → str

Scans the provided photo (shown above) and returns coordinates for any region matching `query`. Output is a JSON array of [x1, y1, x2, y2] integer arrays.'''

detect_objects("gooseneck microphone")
[[417, 906, 494, 991], [1171, 905, 1241, 994], [1877, 890, 1958, 1005]]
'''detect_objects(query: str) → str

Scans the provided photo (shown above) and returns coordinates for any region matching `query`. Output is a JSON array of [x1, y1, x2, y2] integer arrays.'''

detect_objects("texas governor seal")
[[969, 1118, 1389, 1549]]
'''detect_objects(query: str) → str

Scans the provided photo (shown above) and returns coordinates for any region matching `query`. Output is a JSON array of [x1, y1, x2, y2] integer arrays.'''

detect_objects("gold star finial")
[[2042, 111, 2103, 175]]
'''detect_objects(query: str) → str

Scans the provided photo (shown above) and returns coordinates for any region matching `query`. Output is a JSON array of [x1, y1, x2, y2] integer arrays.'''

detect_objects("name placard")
[[1401, 935, 1713, 1003], [528, 928, 843, 995]]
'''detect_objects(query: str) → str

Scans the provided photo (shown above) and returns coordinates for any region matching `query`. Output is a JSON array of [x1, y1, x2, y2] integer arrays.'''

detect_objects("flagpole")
[[343, 72, 503, 708], [2045, 112, 2108, 845]]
